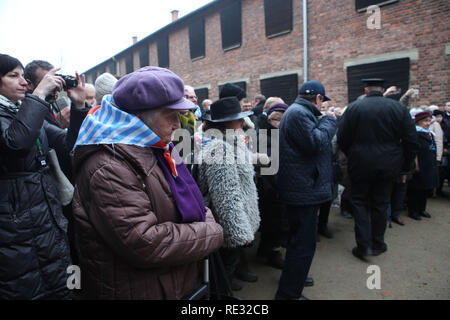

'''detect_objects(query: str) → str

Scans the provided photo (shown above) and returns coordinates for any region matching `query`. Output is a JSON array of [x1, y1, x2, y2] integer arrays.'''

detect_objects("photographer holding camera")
[[0, 53, 89, 299]]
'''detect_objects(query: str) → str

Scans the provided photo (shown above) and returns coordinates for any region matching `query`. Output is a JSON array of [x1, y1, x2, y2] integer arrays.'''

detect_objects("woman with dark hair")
[[0, 54, 88, 299], [196, 97, 261, 291]]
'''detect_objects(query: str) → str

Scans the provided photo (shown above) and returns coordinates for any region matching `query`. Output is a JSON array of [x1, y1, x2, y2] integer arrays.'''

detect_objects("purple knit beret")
[[266, 102, 289, 116], [112, 66, 195, 112]]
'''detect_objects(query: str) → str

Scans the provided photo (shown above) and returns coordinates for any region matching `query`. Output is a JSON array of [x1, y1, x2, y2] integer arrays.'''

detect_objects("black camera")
[[56, 74, 78, 90]]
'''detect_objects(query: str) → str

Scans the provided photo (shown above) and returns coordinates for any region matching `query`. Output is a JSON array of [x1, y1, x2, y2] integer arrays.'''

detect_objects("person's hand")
[[56, 106, 71, 129], [32, 68, 64, 101], [324, 110, 336, 119], [405, 88, 416, 97], [67, 73, 86, 109], [383, 86, 397, 97]]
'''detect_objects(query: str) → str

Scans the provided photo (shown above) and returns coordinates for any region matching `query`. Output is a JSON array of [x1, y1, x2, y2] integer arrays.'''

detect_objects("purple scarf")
[[153, 143, 206, 223]]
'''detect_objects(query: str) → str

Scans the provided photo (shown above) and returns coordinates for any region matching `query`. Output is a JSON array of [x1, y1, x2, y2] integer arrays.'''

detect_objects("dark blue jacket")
[[277, 98, 337, 206]]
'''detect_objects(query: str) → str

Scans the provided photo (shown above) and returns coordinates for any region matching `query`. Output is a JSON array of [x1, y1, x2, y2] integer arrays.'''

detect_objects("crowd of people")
[[0, 53, 448, 300]]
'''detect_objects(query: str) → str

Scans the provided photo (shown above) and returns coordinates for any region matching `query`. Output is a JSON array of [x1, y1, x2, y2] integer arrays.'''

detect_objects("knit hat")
[[219, 83, 246, 100], [95, 73, 117, 105], [112, 66, 195, 112], [266, 102, 289, 116], [414, 111, 432, 123]]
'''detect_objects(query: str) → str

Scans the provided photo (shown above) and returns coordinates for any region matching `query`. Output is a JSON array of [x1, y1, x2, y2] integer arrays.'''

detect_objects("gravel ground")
[[235, 187, 450, 300]]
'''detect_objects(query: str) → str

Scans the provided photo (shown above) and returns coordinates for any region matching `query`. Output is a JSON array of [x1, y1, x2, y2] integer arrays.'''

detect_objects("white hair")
[[85, 83, 95, 91]]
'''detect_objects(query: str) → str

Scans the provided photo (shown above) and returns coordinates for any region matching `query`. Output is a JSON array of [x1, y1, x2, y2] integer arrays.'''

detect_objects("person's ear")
[[364, 88, 369, 95]]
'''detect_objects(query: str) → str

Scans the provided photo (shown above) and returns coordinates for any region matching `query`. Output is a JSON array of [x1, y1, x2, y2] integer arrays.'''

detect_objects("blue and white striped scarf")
[[73, 95, 160, 150]]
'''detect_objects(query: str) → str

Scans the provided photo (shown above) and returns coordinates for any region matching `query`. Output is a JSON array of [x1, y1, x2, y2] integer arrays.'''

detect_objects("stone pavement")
[[235, 187, 450, 300]]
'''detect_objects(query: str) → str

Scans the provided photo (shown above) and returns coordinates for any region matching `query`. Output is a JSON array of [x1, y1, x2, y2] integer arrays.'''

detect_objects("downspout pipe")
[[303, 0, 308, 82]]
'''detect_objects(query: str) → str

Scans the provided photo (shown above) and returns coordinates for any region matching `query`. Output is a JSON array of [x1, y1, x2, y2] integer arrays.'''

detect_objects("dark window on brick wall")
[[189, 18, 205, 60], [109, 60, 116, 75], [264, 0, 293, 38], [139, 45, 149, 68], [125, 54, 134, 74], [91, 72, 97, 84], [157, 36, 170, 68], [347, 58, 410, 103], [219, 81, 247, 98], [220, 1, 242, 51], [194, 87, 209, 106], [355, 0, 399, 12], [98, 65, 106, 76], [260, 74, 298, 106]]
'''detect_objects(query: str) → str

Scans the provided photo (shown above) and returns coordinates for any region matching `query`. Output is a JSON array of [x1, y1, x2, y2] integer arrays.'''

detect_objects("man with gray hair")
[[84, 83, 96, 106], [184, 85, 202, 120], [95, 73, 118, 106]]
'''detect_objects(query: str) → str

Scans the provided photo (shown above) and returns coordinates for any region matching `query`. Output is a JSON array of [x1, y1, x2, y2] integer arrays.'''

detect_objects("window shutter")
[[194, 87, 209, 106], [189, 18, 205, 60], [219, 81, 247, 98], [260, 74, 298, 106], [157, 36, 170, 68], [220, 1, 242, 51], [139, 45, 149, 67], [109, 60, 116, 76], [355, 0, 399, 12], [264, 0, 293, 38], [347, 58, 410, 103], [125, 54, 134, 74]]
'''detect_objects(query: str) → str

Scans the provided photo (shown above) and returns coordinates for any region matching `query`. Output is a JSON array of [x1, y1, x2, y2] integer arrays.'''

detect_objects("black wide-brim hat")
[[203, 96, 253, 123]]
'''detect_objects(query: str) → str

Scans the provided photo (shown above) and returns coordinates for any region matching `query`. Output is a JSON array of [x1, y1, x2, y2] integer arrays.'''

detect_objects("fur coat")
[[196, 136, 260, 248]]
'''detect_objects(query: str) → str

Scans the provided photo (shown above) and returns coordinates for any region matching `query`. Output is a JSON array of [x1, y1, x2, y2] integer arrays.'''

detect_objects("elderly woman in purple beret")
[[71, 67, 223, 300]]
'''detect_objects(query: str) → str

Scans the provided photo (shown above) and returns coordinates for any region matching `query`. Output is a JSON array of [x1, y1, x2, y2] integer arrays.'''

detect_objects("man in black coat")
[[337, 79, 418, 260]]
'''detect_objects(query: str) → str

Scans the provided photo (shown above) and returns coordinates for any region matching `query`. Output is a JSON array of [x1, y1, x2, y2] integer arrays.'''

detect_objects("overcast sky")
[[0, 0, 213, 78]]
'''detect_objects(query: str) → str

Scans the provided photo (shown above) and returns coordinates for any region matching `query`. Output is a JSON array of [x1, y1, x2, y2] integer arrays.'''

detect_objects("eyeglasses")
[[184, 95, 197, 100]]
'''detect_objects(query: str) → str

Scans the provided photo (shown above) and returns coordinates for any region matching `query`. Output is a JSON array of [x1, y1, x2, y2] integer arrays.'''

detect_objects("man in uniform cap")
[[337, 78, 419, 260]]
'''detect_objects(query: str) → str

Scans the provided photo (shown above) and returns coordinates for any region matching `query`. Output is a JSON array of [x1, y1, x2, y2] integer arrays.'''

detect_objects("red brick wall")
[[86, 0, 449, 107]]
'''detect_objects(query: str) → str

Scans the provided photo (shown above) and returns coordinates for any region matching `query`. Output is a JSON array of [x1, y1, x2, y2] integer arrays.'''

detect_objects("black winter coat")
[[0, 94, 87, 299], [278, 98, 337, 206], [408, 131, 439, 190], [337, 91, 418, 183]]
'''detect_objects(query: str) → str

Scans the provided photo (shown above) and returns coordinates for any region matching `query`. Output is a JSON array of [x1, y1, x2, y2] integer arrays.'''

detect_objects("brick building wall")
[[85, 0, 449, 107]]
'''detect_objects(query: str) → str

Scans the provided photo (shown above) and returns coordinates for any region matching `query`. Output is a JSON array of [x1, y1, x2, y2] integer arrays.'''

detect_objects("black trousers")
[[277, 204, 319, 298], [351, 180, 393, 252], [390, 180, 407, 219], [318, 200, 332, 231], [407, 188, 431, 215]]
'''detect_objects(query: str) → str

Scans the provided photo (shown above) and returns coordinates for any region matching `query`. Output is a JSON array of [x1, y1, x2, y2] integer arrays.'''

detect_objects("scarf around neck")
[[73, 94, 206, 223], [0, 94, 20, 114]]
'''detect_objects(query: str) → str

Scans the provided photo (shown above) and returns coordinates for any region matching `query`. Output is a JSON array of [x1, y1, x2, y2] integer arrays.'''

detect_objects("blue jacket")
[[278, 98, 337, 206]]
